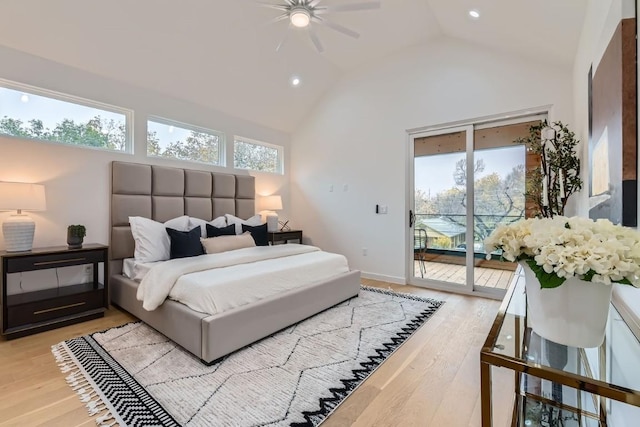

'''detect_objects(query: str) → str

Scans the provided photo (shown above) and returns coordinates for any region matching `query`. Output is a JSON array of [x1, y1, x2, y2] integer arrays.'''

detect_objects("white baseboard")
[[361, 271, 406, 285]]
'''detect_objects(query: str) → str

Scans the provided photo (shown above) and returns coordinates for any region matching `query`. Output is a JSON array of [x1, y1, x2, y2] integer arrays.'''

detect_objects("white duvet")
[[136, 244, 349, 314]]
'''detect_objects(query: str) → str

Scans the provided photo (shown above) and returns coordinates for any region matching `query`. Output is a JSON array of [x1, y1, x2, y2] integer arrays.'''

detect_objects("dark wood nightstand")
[[268, 230, 303, 245], [1, 244, 109, 339]]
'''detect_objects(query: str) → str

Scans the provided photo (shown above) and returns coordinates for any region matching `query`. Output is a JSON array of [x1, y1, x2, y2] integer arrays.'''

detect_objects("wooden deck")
[[414, 260, 513, 290]]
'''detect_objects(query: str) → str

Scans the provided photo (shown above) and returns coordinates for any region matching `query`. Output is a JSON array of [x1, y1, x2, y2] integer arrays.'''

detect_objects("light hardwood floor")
[[0, 280, 506, 427]]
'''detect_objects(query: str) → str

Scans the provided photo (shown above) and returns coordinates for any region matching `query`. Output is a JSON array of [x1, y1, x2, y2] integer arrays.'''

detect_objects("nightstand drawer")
[[268, 230, 303, 245], [6, 250, 105, 273], [7, 286, 105, 328], [276, 232, 302, 241]]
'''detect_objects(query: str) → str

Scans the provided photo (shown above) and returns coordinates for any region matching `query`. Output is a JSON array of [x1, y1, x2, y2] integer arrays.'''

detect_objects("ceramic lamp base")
[[2, 214, 36, 252], [266, 213, 279, 232]]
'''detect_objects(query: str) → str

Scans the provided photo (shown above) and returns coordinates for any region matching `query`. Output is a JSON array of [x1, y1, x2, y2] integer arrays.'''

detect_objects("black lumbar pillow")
[[242, 223, 269, 246], [206, 223, 237, 238], [166, 226, 204, 259]]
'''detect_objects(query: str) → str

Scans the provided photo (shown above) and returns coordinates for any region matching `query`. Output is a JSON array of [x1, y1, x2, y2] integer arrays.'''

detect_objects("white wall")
[[576, 9, 640, 422], [0, 45, 291, 251], [572, 0, 636, 219], [291, 37, 574, 283]]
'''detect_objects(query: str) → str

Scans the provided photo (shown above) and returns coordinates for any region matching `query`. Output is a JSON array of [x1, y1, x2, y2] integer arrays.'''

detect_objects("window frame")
[[146, 115, 226, 167], [0, 78, 133, 153], [233, 135, 284, 175]]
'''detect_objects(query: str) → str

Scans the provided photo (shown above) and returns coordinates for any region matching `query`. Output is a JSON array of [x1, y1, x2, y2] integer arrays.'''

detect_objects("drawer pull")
[[33, 257, 87, 266], [34, 302, 86, 315]]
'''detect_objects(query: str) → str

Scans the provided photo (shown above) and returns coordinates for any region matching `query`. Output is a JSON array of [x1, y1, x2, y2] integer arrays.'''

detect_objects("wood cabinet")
[[1, 244, 108, 339]]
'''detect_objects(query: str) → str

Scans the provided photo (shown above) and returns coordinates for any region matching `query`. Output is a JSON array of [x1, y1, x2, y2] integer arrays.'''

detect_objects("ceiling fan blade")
[[308, 0, 324, 7], [308, 28, 324, 53], [266, 12, 290, 25], [255, 2, 289, 12], [322, 1, 380, 12], [314, 17, 360, 38], [275, 28, 290, 52]]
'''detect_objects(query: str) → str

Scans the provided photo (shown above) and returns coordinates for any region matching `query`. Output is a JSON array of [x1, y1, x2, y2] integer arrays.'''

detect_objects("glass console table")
[[481, 269, 640, 426]]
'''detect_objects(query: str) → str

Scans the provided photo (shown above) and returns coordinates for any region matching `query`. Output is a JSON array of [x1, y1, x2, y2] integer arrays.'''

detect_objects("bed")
[[109, 161, 361, 364]]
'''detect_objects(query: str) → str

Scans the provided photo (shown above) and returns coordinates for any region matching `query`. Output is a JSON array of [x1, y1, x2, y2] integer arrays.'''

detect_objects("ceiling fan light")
[[290, 8, 311, 28]]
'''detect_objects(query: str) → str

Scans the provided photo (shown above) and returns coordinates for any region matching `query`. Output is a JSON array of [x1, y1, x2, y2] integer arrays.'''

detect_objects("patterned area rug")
[[52, 286, 442, 426]]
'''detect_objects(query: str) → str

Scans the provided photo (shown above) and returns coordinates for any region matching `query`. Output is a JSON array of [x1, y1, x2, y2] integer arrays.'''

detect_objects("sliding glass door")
[[410, 125, 474, 292], [409, 116, 542, 297], [472, 122, 530, 295]]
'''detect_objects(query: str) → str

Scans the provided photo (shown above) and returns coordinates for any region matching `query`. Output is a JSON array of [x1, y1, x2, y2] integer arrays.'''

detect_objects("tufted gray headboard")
[[110, 161, 255, 273]]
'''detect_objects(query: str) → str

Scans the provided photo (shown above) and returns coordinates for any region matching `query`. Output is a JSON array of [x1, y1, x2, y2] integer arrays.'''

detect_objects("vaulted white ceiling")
[[0, 0, 586, 132]]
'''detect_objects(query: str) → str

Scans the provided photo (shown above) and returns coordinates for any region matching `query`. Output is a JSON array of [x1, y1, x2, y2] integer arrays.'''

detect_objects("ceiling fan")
[[258, 0, 381, 53]]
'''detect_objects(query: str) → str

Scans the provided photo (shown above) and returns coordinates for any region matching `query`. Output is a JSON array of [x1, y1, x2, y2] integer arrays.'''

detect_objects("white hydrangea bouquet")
[[484, 216, 640, 289]]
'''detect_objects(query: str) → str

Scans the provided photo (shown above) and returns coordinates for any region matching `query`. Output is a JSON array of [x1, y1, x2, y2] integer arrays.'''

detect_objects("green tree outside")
[[2, 115, 281, 171], [0, 115, 126, 150], [234, 140, 280, 173], [415, 158, 525, 246]]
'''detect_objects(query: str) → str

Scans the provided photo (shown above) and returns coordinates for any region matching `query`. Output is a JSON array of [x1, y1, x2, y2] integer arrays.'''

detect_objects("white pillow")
[[200, 232, 256, 254], [129, 215, 190, 262], [225, 214, 263, 235], [188, 216, 227, 238]]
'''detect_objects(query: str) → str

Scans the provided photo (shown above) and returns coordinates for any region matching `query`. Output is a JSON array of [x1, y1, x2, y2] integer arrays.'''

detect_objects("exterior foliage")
[[148, 130, 220, 164], [234, 140, 280, 173], [1, 115, 279, 171], [0, 116, 126, 151], [416, 159, 525, 244]]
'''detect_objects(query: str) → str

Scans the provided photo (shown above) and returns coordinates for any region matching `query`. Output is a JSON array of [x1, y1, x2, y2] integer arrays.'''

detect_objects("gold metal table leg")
[[481, 360, 492, 427]]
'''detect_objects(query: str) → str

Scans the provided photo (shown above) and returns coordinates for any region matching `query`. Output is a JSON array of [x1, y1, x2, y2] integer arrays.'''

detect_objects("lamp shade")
[[0, 182, 46, 211], [259, 195, 282, 211]]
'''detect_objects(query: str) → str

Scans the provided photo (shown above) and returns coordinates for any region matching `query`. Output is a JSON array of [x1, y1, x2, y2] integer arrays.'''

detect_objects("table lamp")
[[259, 195, 282, 232], [0, 182, 46, 252]]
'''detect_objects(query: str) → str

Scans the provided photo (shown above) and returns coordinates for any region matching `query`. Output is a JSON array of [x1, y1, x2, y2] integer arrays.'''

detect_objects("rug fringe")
[[51, 343, 119, 427], [361, 284, 444, 305]]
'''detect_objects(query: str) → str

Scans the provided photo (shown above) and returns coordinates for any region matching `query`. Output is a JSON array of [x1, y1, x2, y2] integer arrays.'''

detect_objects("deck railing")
[[414, 213, 523, 254]]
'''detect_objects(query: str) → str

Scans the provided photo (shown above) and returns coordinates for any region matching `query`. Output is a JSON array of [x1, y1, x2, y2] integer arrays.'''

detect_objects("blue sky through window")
[[0, 87, 125, 131], [415, 146, 524, 196]]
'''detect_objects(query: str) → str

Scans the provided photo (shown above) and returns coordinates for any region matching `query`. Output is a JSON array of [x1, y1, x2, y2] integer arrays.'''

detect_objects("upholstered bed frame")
[[109, 161, 360, 363]]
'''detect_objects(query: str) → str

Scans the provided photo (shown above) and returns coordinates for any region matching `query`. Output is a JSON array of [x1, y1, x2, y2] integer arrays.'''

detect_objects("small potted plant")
[[67, 225, 86, 249]]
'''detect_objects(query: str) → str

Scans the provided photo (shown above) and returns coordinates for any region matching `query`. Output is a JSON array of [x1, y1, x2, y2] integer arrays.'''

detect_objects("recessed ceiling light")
[[20, 94, 29, 103], [291, 76, 301, 87], [469, 9, 480, 19]]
